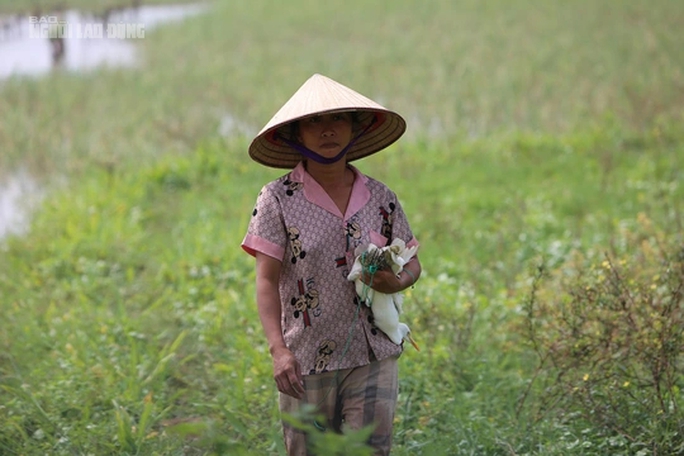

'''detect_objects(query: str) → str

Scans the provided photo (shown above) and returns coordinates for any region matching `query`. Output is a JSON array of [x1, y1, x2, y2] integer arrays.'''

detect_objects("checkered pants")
[[279, 355, 399, 456]]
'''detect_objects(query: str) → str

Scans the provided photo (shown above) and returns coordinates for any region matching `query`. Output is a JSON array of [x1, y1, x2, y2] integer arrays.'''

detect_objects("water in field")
[[0, 3, 211, 236], [0, 170, 41, 239], [0, 3, 209, 80]]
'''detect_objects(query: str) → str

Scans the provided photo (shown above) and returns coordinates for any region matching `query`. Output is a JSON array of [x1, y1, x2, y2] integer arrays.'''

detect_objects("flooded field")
[[0, 2, 210, 238], [0, 170, 40, 239], [0, 2, 208, 79]]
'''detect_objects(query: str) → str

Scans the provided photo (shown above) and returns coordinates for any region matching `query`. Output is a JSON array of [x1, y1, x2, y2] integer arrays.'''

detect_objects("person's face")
[[297, 112, 353, 158]]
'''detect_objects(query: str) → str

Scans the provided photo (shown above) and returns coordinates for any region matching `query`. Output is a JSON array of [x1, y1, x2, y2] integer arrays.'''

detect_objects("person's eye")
[[308, 117, 320, 123]]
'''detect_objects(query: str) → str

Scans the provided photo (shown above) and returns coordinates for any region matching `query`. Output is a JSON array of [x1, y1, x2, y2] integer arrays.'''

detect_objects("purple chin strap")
[[275, 115, 376, 165]]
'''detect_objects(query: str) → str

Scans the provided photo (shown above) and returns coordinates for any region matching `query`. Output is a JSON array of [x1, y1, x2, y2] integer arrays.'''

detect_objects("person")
[[241, 73, 421, 456]]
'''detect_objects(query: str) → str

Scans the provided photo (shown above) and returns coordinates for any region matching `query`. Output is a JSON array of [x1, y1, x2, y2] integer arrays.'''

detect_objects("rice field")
[[1, 1, 683, 454]]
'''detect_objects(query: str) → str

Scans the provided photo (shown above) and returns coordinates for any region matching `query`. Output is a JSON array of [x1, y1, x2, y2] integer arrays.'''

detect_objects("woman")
[[242, 73, 421, 456]]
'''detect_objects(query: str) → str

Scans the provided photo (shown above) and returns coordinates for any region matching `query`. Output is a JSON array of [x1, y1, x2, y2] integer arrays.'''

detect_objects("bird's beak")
[[407, 333, 420, 351]]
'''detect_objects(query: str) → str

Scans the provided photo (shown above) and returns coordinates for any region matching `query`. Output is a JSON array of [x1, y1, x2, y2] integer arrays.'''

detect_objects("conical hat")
[[248, 74, 406, 168]]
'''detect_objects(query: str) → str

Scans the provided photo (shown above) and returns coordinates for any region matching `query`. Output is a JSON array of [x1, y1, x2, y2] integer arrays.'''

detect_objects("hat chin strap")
[[283, 140, 350, 165], [276, 116, 376, 165]]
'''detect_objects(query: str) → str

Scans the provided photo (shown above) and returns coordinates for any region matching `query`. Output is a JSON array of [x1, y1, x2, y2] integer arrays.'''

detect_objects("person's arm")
[[255, 252, 305, 399], [361, 255, 422, 294]]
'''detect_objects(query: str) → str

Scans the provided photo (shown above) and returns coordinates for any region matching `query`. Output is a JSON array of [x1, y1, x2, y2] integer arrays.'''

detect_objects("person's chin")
[[315, 145, 344, 157]]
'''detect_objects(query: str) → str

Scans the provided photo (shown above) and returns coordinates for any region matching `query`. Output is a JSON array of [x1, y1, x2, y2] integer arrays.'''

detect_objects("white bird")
[[347, 239, 420, 350]]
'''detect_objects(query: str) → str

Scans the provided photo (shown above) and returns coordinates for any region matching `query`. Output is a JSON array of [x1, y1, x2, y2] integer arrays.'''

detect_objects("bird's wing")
[[347, 255, 364, 281]]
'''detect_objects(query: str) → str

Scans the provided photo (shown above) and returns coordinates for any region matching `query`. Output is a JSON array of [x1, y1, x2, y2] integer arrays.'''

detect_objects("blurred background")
[[1, 1, 683, 454]]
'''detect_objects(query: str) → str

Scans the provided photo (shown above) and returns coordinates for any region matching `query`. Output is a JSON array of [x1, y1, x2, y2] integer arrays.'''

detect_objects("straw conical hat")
[[248, 74, 406, 168]]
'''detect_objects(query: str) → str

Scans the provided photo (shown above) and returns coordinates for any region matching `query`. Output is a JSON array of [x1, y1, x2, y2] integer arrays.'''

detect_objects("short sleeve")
[[388, 191, 419, 250], [241, 185, 287, 261]]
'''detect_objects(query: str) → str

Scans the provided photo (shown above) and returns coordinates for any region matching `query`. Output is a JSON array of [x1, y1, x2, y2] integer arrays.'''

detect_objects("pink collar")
[[290, 162, 371, 220]]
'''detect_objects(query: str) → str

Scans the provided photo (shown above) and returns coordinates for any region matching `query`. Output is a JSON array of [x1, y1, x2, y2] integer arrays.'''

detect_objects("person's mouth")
[[320, 142, 339, 149]]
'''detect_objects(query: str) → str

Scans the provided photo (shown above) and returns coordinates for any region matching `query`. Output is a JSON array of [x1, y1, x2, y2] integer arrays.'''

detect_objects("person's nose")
[[320, 119, 336, 137]]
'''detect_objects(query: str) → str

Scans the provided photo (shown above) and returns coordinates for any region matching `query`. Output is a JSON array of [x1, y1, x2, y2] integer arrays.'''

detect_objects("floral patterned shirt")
[[242, 162, 419, 376]]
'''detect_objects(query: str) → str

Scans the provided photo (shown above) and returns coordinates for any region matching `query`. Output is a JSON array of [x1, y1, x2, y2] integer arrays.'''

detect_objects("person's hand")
[[360, 268, 401, 294], [271, 346, 305, 399]]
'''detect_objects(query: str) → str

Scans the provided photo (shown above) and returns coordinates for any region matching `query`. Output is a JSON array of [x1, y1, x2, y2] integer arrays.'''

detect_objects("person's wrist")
[[269, 343, 289, 357]]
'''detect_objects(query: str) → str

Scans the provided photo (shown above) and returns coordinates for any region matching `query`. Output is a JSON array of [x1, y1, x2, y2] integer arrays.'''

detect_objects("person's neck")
[[304, 160, 352, 190]]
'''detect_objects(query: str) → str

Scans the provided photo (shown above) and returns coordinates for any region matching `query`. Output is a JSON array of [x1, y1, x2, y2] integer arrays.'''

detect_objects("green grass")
[[1, 128, 682, 454], [1, 0, 684, 454], [1, 0, 683, 174]]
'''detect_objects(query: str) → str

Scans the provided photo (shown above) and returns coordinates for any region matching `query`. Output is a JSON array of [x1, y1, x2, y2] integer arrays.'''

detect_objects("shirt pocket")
[[369, 230, 389, 247]]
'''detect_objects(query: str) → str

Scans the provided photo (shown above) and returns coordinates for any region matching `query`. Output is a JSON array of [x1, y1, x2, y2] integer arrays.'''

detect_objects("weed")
[[521, 219, 684, 454]]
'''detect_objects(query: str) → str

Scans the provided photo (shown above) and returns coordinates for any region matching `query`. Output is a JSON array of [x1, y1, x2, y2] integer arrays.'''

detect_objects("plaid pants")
[[279, 355, 399, 456]]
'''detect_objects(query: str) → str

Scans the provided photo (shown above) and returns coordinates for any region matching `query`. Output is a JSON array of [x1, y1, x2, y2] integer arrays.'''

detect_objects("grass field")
[[1, 1, 683, 454]]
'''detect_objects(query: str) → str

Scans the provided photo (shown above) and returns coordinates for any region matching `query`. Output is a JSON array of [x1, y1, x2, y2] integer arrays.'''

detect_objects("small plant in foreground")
[[282, 404, 375, 456]]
